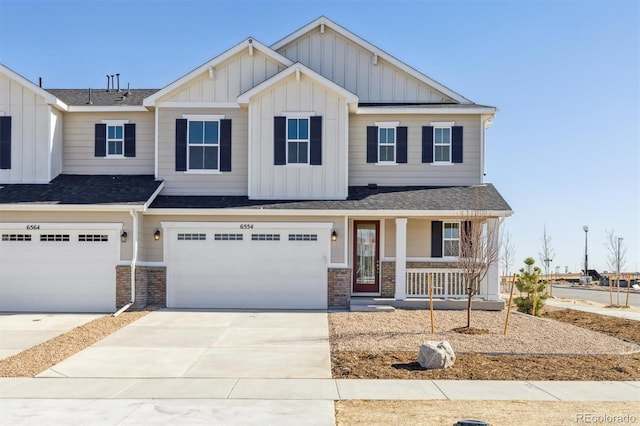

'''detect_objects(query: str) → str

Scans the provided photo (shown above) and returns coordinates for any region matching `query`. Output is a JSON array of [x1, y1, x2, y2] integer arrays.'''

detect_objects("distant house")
[[0, 16, 512, 312]]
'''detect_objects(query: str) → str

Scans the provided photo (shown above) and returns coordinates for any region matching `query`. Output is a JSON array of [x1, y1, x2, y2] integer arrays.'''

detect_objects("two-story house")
[[0, 17, 511, 312]]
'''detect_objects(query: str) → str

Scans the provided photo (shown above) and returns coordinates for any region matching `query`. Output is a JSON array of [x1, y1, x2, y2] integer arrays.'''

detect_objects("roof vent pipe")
[[110, 75, 115, 91], [125, 82, 131, 96], [87, 88, 93, 105], [39, 77, 43, 88], [106, 75, 110, 92], [116, 73, 121, 92]]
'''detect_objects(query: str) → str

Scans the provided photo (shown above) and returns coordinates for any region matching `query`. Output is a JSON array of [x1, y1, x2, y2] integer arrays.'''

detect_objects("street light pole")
[[583, 225, 589, 284], [616, 237, 623, 305]]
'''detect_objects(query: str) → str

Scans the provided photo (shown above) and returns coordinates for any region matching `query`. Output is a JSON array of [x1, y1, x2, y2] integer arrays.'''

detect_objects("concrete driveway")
[[38, 310, 331, 379], [0, 313, 102, 360]]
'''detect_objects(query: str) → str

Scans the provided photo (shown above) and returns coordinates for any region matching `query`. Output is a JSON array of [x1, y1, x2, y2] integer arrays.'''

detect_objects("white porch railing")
[[406, 268, 467, 299]]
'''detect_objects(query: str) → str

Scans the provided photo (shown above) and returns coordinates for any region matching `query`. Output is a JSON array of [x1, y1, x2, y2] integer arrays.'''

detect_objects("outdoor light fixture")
[[154, 229, 161, 241], [331, 230, 338, 241], [120, 231, 127, 243]]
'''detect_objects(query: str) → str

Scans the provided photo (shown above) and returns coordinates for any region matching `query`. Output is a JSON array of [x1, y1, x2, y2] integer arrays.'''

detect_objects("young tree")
[[605, 230, 627, 306], [538, 225, 555, 296], [457, 207, 501, 328], [514, 257, 547, 316], [501, 227, 516, 280]]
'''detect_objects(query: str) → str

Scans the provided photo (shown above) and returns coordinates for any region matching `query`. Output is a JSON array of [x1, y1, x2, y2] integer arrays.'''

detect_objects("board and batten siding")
[[0, 74, 54, 183], [249, 73, 348, 200], [348, 114, 482, 186], [140, 214, 346, 265], [276, 27, 454, 103], [157, 107, 248, 195], [62, 111, 154, 175], [158, 49, 287, 103]]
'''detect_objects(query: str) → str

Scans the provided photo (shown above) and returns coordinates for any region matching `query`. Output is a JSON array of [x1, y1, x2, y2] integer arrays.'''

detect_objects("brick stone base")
[[115, 265, 167, 310], [328, 268, 351, 308]]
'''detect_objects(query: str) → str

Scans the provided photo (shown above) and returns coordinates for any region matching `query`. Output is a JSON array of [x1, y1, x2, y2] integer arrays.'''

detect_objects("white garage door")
[[0, 224, 120, 312], [165, 222, 330, 309]]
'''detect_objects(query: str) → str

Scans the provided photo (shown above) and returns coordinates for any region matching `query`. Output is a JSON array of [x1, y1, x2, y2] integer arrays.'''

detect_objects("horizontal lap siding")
[[384, 218, 430, 258], [348, 114, 482, 186], [62, 112, 154, 174], [140, 214, 346, 265], [276, 27, 453, 103], [0, 75, 51, 183], [157, 108, 248, 195]]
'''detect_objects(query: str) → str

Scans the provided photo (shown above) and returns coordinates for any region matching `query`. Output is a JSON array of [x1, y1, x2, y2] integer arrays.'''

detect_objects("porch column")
[[394, 218, 407, 300], [486, 218, 501, 301]]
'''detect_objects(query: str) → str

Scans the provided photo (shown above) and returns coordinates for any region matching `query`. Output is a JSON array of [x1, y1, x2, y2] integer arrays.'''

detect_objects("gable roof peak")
[[271, 16, 473, 105]]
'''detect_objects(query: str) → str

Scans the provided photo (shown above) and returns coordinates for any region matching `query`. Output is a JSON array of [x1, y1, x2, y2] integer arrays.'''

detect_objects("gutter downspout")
[[113, 209, 138, 317]]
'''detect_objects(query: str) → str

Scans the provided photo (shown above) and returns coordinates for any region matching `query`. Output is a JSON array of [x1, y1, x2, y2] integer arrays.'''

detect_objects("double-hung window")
[[106, 124, 124, 156], [188, 119, 219, 170], [443, 222, 460, 257], [434, 127, 452, 163], [287, 117, 309, 164], [378, 127, 396, 163]]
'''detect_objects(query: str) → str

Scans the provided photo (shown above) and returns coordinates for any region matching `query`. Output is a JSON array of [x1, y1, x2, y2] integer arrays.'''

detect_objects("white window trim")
[[432, 123, 454, 164], [282, 111, 316, 117], [185, 117, 222, 171], [106, 123, 125, 158], [376, 124, 397, 164], [286, 116, 310, 165], [443, 221, 460, 258]]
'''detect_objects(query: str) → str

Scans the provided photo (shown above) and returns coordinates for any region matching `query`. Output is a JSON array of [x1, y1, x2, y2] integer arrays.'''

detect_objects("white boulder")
[[417, 341, 456, 369]]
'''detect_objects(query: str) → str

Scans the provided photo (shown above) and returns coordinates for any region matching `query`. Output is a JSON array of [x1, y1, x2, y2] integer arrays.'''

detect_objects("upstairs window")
[[434, 127, 451, 163], [107, 125, 124, 156], [188, 120, 219, 170], [287, 117, 309, 164], [378, 127, 396, 163]]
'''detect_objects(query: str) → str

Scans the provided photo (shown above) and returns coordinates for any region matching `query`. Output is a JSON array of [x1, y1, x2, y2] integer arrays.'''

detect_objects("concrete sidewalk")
[[546, 299, 640, 321], [0, 377, 638, 401]]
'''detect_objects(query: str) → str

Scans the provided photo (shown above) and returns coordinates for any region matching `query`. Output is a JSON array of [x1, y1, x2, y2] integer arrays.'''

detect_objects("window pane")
[[189, 146, 204, 169], [387, 128, 395, 143], [379, 145, 394, 162], [435, 128, 442, 144], [115, 126, 123, 139], [298, 142, 308, 163], [108, 141, 122, 155], [444, 223, 459, 239], [288, 119, 298, 139], [444, 240, 459, 257], [204, 121, 218, 144], [108, 126, 116, 139], [379, 128, 387, 144], [298, 119, 309, 139], [204, 146, 218, 169], [442, 128, 451, 143], [189, 121, 204, 144], [288, 141, 299, 163], [435, 146, 450, 162]]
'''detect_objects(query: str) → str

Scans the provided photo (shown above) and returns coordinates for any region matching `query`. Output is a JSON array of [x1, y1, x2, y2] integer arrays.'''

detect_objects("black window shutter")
[[94, 123, 106, 157], [274, 117, 286, 165], [422, 126, 433, 163], [124, 124, 136, 157], [310, 116, 322, 165], [220, 119, 232, 172], [366, 126, 378, 163], [452, 126, 463, 163], [175, 119, 187, 171], [431, 221, 443, 258], [396, 126, 408, 163], [0, 116, 11, 169]]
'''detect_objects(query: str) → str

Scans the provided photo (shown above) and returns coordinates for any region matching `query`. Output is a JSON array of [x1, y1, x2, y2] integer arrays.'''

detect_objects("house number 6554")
[[239, 224, 254, 229], [26, 224, 40, 230]]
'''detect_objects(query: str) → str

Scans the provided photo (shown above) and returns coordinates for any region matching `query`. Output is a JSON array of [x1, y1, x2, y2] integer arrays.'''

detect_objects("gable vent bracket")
[[248, 38, 254, 56], [373, 53, 379, 66], [295, 68, 301, 81], [320, 23, 325, 34], [208, 66, 215, 80]]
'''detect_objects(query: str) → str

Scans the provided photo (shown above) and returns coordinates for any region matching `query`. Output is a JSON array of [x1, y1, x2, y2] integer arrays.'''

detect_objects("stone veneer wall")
[[381, 261, 461, 298], [328, 268, 351, 308], [115, 265, 167, 309]]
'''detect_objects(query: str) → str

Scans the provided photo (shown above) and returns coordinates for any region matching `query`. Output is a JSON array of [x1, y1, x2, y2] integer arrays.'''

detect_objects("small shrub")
[[514, 257, 548, 316]]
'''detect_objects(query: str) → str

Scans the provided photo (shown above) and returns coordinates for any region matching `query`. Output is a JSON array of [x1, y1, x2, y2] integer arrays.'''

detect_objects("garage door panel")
[[166, 226, 329, 309], [0, 229, 118, 312]]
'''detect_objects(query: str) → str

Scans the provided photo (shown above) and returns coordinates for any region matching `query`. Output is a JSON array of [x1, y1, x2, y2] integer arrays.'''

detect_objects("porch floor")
[[349, 297, 505, 312]]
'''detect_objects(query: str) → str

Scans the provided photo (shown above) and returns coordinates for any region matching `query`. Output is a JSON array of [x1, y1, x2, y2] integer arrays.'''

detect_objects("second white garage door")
[[164, 222, 330, 309]]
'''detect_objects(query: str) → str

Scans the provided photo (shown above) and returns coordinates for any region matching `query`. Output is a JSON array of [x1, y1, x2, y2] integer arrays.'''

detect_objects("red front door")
[[353, 221, 380, 293]]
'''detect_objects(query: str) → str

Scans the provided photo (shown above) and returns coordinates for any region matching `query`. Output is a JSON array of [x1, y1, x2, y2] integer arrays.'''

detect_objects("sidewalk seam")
[[431, 381, 450, 400], [525, 381, 562, 401]]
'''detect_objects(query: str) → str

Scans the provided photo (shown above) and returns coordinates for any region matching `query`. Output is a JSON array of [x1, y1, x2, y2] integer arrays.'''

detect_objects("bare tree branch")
[[501, 228, 515, 278]]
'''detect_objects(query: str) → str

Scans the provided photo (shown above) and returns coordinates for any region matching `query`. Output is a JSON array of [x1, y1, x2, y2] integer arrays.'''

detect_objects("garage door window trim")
[[1, 234, 32, 241]]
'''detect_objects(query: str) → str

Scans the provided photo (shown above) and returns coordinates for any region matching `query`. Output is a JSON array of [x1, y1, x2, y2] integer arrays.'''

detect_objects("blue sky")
[[1, 0, 638, 273]]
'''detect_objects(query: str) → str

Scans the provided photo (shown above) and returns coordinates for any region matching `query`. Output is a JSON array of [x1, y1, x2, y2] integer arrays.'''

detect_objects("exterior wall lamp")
[[331, 230, 338, 241], [120, 231, 128, 243], [154, 229, 161, 241]]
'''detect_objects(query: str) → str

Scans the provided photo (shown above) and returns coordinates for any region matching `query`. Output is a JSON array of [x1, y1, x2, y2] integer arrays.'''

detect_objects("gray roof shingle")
[[46, 89, 159, 106], [150, 184, 512, 212], [0, 175, 162, 206]]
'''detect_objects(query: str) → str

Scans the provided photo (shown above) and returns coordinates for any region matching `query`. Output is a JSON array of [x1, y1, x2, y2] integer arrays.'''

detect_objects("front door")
[[353, 221, 380, 293]]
